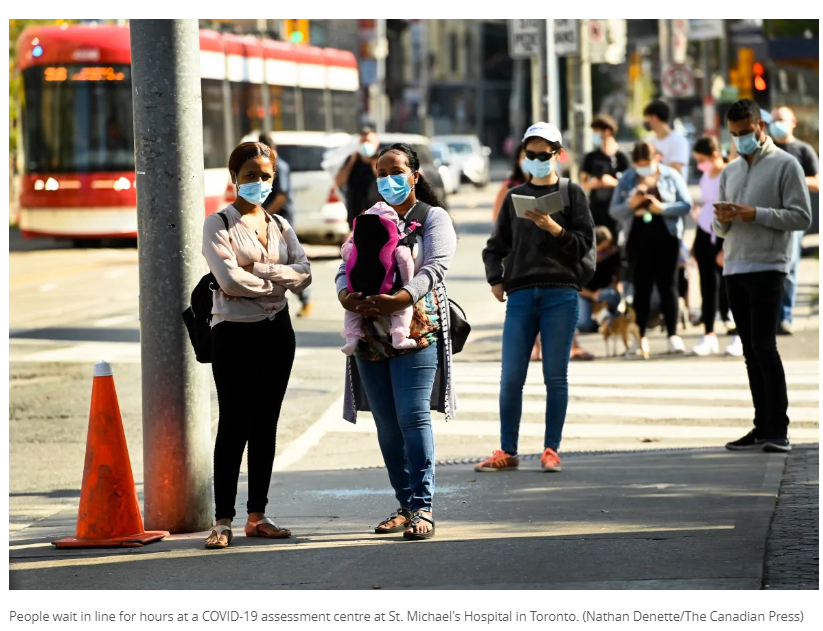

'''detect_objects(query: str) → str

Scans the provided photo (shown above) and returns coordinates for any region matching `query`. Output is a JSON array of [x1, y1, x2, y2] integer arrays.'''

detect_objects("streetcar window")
[[330, 90, 358, 133], [21, 65, 134, 173], [230, 82, 265, 139], [202, 78, 228, 170], [301, 88, 327, 132], [268, 85, 298, 132]]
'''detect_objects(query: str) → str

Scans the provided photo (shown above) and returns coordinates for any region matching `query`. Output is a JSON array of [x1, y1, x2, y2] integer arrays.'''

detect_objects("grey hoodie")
[[713, 136, 811, 275]]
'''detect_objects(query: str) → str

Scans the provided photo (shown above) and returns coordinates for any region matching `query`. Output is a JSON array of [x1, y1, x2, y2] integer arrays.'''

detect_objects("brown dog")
[[592, 301, 645, 359]]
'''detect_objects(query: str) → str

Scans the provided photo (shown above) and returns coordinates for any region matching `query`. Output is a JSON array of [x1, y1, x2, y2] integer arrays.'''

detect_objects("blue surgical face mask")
[[377, 173, 413, 206], [733, 131, 761, 156], [359, 142, 377, 158], [769, 121, 791, 139], [522, 157, 554, 178], [635, 164, 657, 178], [592, 132, 603, 149], [236, 181, 272, 206]]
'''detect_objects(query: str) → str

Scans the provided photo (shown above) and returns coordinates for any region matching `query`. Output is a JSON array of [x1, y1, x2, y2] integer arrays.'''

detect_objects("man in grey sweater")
[[713, 99, 811, 453]]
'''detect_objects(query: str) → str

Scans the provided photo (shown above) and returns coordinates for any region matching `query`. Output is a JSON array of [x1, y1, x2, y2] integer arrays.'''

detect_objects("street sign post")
[[689, 19, 724, 41], [672, 19, 688, 64], [554, 19, 579, 57], [508, 19, 542, 58], [662, 63, 695, 99]]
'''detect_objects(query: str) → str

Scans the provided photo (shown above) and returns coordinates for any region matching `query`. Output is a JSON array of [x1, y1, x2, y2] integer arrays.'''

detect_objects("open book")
[[511, 192, 565, 219]]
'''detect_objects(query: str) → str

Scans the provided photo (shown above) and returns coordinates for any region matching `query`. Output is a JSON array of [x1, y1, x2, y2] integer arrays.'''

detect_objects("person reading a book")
[[480, 122, 595, 474]]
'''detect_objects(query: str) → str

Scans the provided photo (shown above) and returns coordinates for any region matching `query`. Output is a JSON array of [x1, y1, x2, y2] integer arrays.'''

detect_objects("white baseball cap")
[[523, 122, 562, 146]]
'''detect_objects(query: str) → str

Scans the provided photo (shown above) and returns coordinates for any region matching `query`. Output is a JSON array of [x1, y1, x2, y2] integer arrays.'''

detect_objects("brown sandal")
[[374, 508, 412, 534], [245, 517, 291, 539]]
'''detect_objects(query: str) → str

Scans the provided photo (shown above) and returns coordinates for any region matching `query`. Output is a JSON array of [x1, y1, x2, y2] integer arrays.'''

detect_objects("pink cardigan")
[[202, 204, 311, 325]]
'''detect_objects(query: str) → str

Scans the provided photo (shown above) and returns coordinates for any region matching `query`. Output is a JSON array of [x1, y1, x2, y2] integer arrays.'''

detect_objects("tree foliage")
[[763, 20, 819, 38]]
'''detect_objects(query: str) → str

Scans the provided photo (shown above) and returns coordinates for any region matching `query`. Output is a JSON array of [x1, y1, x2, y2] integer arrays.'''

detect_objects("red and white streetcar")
[[15, 24, 359, 242]]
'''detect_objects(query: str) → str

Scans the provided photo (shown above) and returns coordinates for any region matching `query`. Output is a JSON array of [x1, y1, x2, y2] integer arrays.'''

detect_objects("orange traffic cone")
[[54, 361, 168, 548]]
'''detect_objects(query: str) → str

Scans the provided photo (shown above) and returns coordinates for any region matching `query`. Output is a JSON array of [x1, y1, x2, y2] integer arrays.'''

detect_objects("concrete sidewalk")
[[10, 446, 817, 590]]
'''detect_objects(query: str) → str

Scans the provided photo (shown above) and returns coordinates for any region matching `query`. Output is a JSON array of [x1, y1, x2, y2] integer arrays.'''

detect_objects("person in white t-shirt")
[[643, 100, 691, 182]]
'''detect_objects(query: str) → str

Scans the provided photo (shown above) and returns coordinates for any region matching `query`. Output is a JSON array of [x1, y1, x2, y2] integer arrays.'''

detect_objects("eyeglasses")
[[524, 150, 557, 162]]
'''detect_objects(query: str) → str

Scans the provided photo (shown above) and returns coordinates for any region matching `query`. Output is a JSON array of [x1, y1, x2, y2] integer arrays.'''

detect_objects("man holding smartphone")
[[713, 100, 811, 453]]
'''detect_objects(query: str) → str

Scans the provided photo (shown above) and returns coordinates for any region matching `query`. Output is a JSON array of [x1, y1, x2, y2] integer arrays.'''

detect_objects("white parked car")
[[432, 134, 491, 187], [430, 142, 462, 195], [242, 131, 352, 245]]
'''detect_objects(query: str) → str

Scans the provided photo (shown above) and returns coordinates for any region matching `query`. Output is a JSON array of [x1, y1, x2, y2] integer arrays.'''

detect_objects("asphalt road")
[[8, 182, 820, 531]]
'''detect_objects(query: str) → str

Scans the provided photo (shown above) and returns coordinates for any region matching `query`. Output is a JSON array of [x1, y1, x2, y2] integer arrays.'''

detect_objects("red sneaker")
[[540, 447, 562, 472], [475, 450, 519, 472]]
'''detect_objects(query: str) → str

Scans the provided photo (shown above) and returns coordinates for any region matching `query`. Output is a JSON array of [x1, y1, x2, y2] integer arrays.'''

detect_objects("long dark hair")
[[377, 143, 445, 209], [509, 145, 528, 185]]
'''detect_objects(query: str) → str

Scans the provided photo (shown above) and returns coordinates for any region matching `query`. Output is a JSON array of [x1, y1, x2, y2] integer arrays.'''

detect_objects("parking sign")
[[508, 20, 541, 59]]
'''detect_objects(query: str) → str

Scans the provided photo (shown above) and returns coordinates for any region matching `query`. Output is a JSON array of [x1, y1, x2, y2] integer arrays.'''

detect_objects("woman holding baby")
[[335, 143, 457, 540]]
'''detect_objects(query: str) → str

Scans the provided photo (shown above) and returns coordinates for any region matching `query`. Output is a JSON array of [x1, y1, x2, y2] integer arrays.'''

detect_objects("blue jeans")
[[500, 287, 579, 455], [355, 342, 438, 512], [780, 231, 803, 324]]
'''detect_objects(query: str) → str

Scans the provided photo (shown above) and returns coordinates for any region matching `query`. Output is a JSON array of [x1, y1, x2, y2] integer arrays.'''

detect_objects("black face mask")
[[642, 121, 652, 132]]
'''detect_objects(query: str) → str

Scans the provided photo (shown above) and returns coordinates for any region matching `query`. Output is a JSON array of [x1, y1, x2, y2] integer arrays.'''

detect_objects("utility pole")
[[419, 20, 433, 137], [374, 18, 387, 133], [658, 19, 670, 100], [530, 55, 541, 123], [545, 19, 560, 125], [580, 19, 593, 154], [130, 20, 213, 533]]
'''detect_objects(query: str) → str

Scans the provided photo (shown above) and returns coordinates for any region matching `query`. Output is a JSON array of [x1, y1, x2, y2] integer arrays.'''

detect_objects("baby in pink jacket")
[[341, 202, 420, 355]]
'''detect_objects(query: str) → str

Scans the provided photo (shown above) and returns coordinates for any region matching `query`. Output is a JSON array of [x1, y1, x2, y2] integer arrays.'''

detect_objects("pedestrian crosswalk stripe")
[[330, 418, 820, 441], [455, 383, 819, 403], [455, 374, 819, 387], [453, 399, 818, 422]]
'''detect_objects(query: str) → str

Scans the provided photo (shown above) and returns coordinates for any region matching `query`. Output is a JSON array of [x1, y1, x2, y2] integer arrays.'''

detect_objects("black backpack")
[[557, 178, 597, 287], [182, 211, 282, 363]]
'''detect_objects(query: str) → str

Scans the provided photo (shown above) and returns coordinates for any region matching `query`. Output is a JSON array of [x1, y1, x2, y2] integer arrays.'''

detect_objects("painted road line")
[[453, 398, 819, 422], [454, 374, 820, 387], [13, 341, 314, 364], [273, 394, 345, 472], [454, 383, 819, 402], [329, 418, 820, 441]]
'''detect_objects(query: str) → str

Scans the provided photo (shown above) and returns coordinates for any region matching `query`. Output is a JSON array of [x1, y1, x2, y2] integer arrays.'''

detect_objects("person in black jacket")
[[478, 122, 595, 474]]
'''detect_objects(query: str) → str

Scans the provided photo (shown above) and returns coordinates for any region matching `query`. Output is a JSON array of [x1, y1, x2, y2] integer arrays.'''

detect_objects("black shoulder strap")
[[559, 178, 571, 210], [270, 213, 283, 231], [217, 211, 229, 230], [404, 201, 432, 227]]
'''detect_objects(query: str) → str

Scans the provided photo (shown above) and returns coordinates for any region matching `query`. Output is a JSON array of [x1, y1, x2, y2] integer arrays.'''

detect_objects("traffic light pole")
[[130, 19, 214, 533]]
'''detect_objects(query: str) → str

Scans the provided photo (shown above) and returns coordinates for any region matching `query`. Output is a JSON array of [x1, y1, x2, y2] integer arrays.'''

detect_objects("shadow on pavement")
[[9, 449, 784, 590]]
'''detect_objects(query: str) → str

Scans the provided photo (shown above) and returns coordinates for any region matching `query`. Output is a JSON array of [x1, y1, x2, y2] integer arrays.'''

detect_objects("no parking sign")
[[662, 63, 695, 98]]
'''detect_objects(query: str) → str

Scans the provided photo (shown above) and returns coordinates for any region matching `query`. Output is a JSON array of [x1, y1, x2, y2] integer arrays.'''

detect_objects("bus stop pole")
[[130, 19, 213, 533]]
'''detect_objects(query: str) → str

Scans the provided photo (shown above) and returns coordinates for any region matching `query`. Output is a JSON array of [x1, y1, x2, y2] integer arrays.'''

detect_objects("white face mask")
[[635, 164, 657, 178]]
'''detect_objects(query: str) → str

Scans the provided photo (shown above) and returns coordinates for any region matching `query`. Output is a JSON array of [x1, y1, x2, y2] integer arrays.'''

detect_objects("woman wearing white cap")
[[480, 123, 595, 473]]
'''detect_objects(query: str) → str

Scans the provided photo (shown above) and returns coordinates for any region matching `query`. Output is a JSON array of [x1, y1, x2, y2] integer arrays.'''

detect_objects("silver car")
[[430, 142, 461, 195], [432, 134, 491, 187]]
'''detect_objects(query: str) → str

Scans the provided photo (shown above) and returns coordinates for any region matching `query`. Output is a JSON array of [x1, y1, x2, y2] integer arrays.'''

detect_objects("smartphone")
[[713, 202, 731, 210]]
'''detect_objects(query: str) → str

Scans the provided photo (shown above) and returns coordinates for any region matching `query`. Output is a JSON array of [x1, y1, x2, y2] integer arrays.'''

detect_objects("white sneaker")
[[668, 335, 686, 354], [725, 336, 744, 357], [692, 335, 720, 356]]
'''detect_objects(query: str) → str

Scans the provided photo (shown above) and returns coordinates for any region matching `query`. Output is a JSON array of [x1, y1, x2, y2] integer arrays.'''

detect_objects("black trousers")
[[725, 272, 789, 438], [693, 228, 729, 334], [211, 308, 296, 520], [631, 232, 680, 337]]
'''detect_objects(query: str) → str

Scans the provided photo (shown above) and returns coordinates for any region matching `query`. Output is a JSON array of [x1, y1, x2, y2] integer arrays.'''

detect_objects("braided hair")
[[377, 143, 446, 209]]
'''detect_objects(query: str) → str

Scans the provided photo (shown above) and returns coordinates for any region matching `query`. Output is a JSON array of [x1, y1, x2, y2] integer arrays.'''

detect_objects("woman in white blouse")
[[202, 142, 311, 549]]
